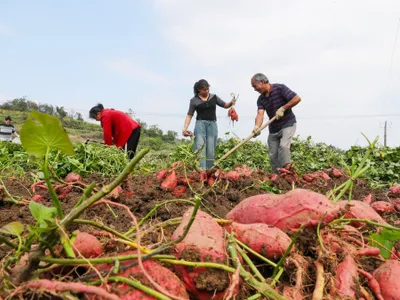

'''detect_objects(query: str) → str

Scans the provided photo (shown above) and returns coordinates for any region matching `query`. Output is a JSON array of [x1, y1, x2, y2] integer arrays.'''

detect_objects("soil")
[[0, 168, 398, 299]]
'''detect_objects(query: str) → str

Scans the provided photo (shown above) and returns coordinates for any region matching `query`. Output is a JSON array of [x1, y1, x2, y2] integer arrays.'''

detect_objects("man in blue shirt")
[[251, 73, 301, 173]]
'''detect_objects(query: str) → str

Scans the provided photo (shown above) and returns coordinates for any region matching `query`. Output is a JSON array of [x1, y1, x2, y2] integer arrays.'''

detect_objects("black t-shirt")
[[187, 94, 226, 121]]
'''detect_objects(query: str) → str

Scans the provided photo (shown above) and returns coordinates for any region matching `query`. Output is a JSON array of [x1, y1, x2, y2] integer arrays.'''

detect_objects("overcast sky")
[[1, 0, 400, 149]]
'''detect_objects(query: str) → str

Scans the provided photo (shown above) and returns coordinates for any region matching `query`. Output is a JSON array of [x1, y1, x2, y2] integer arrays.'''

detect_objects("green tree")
[[146, 125, 163, 138], [162, 130, 177, 142]]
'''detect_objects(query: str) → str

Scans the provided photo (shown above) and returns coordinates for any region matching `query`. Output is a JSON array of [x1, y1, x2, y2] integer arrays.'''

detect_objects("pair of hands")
[[252, 107, 286, 137]]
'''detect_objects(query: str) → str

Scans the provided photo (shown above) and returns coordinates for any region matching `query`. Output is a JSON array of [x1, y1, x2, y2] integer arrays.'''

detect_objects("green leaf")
[[29, 201, 58, 228], [0, 221, 24, 237], [20, 110, 75, 157]]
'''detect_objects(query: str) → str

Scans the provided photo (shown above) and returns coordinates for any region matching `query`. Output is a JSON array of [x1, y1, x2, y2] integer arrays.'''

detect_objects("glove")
[[275, 107, 286, 120], [252, 125, 261, 137]]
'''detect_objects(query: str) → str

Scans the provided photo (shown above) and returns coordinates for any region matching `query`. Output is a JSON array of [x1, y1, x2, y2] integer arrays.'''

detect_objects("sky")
[[1, 0, 400, 149]]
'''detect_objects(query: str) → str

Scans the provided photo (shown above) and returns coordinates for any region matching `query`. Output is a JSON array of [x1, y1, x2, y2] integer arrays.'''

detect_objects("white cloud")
[[104, 58, 170, 85], [150, 0, 400, 148]]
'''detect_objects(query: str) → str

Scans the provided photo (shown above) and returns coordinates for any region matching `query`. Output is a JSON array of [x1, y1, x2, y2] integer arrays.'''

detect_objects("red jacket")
[[100, 109, 140, 148]]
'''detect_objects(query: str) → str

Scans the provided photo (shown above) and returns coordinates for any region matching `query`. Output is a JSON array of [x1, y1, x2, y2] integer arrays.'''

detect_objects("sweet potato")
[[171, 208, 233, 300], [65, 172, 82, 183], [337, 200, 387, 228], [393, 198, 400, 211], [156, 169, 168, 181], [228, 222, 292, 259], [232, 165, 253, 177], [335, 255, 358, 297], [32, 194, 45, 203], [73, 232, 102, 258], [302, 173, 318, 183], [331, 168, 343, 178], [160, 170, 177, 192], [390, 184, 400, 195], [225, 171, 240, 182], [370, 201, 395, 215], [363, 194, 373, 205], [226, 189, 339, 232], [172, 185, 187, 198], [356, 247, 381, 257], [372, 260, 400, 300], [91, 256, 189, 300]]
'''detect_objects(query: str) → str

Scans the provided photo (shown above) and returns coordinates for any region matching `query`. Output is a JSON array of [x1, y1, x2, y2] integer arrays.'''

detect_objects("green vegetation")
[[1, 98, 399, 188]]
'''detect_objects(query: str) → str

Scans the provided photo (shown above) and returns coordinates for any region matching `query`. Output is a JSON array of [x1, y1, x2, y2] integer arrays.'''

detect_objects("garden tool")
[[212, 116, 277, 168]]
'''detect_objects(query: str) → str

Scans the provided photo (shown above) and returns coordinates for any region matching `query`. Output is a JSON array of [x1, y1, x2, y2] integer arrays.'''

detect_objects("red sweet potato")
[[337, 200, 388, 228], [172, 185, 187, 198], [232, 165, 253, 177], [65, 172, 82, 183], [228, 222, 292, 259], [363, 194, 373, 205], [225, 171, 240, 182], [226, 189, 339, 232], [393, 198, 400, 211], [390, 184, 400, 195], [331, 168, 343, 178], [73, 232, 102, 258], [171, 208, 234, 300], [160, 170, 177, 192], [32, 194, 45, 203], [302, 173, 318, 183], [335, 255, 358, 297], [91, 256, 189, 300], [370, 201, 395, 215], [356, 247, 381, 257], [156, 169, 168, 181], [373, 260, 400, 300]]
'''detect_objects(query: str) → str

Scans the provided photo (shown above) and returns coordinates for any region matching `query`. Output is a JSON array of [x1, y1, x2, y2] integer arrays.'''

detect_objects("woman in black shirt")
[[182, 79, 235, 169]]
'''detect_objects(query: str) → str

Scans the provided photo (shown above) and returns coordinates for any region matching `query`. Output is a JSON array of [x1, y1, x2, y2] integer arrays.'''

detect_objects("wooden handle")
[[213, 116, 276, 168]]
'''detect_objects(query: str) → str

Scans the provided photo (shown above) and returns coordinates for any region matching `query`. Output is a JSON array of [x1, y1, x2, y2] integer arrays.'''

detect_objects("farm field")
[[1, 111, 400, 300]]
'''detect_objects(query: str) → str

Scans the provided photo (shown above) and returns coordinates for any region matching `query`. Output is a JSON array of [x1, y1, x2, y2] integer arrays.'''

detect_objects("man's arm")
[[255, 109, 265, 128], [283, 95, 301, 110]]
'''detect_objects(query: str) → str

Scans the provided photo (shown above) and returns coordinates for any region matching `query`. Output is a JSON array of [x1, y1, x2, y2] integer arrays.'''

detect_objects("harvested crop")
[[337, 200, 387, 227], [335, 255, 358, 297], [171, 208, 233, 299], [72, 231, 102, 258], [393, 198, 400, 211], [31, 194, 45, 203], [92, 257, 189, 300], [372, 260, 400, 300], [226, 189, 338, 232], [363, 193, 373, 205], [227, 222, 292, 259], [65, 172, 82, 183], [370, 201, 395, 215], [172, 185, 187, 198], [390, 184, 400, 195], [160, 170, 177, 192], [356, 247, 381, 257], [224, 171, 240, 182], [156, 169, 168, 181]]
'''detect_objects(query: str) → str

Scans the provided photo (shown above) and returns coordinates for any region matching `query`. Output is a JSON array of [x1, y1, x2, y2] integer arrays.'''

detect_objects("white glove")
[[252, 125, 261, 137], [275, 107, 286, 120]]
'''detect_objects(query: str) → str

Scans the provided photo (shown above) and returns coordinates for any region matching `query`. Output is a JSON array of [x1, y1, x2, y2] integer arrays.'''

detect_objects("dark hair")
[[89, 103, 104, 119], [193, 79, 210, 96], [5, 116, 12, 121]]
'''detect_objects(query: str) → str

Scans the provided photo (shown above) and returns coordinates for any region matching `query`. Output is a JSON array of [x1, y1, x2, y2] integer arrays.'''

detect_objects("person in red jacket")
[[89, 104, 141, 159]]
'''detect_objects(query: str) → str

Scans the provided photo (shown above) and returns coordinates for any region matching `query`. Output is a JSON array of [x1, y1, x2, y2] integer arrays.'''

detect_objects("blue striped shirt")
[[257, 83, 297, 133]]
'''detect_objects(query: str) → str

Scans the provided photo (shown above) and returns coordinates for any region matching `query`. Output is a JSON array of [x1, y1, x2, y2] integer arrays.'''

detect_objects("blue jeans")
[[194, 120, 218, 170]]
